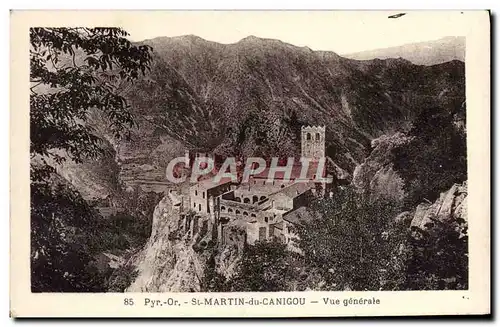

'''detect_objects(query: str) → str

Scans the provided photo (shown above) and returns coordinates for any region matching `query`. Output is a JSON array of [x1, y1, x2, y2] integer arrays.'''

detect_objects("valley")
[[31, 33, 467, 292]]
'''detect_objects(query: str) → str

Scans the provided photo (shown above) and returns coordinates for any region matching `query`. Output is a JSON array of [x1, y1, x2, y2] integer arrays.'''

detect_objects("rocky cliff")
[[352, 132, 410, 202], [119, 35, 464, 177], [410, 181, 468, 231], [127, 196, 203, 292], [127, 195, 245, 292], [49, 35, 465, 291], [54, 35, 464, 209]]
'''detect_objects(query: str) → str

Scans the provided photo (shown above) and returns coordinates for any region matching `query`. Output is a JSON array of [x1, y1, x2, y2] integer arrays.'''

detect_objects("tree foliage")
[[295, 187, 404, 291], [30, 27, 153, 292], [392, 106, 467, 208], [30, 27, 152, 170], [31, 180, 106, 292], [294, 186, 468, 291], [201, 254, 231, 292], [225, 241, 302, 292], [405, 218, 468, 290], [107, 265, 139, 292], [97, 211, 154, 250]]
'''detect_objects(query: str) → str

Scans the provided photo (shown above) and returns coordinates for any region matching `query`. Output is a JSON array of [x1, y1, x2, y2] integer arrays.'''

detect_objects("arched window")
[[265, 217, 268, 223], [202, 191, 205, 199], [221, 206, 226, 212], [251, 213, 256, 218], [243, 212, 248, 216], [252, 195, 259, 204], [235, 197, 241, 202], [306, 132, 311, 140], [244, 198, 250, 204], [236, 210, 241, 214], [228, 208, 233, 213], [195, 190, 198, 196], [260, 196, 266, 201], [198, 204, 201, 211], [281, 184, 285, 188], [316, 133, 320, 141], [193, 202, 196, 208]]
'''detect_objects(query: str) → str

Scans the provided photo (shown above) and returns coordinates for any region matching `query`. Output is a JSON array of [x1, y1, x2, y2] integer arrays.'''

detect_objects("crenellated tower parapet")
[[301, 125, 326, 160]]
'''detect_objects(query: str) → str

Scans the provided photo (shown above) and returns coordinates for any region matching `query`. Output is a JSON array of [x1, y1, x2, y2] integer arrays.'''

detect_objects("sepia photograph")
[[10, 10, 490, 317]]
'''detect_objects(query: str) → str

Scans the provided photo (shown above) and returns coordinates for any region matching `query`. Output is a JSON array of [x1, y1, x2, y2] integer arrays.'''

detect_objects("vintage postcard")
[[10, 10, 490, 317]]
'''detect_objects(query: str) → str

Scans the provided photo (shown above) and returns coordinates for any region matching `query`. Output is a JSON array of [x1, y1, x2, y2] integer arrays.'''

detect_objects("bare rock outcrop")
[[126, 196, 187, 291], [352, 133, 410, 201], [410, 181, 467, 231], [127, 195, 245, 292], [214, 223, 246, 278]]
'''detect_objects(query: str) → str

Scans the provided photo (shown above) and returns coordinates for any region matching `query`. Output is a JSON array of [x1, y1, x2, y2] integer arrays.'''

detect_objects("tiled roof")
[[283, 206, 315, 226], [253, 161, 326, 180], [194, 175, 235, 190], [272, 221, 284, 230], [271, 181, 314, 198]]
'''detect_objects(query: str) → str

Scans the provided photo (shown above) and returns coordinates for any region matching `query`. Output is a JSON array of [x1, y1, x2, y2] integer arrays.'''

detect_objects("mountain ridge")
[[343, 36, 465, 65], [60, 34, 465, 197], [116, 34, 464, 181]]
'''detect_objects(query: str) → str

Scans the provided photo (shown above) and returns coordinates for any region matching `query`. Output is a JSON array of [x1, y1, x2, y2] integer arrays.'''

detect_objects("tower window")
[[316, 133, 320, 141], [195, 190, 198, 196], [306, 132, 311, 140]]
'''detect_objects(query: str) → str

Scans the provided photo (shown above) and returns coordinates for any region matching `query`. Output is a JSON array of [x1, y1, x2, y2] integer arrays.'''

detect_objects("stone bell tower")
[[301, 125, 326, 161]]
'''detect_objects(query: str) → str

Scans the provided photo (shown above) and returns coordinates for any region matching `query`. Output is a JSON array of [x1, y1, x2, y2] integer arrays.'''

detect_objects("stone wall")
[[301, 125, 326, 160]]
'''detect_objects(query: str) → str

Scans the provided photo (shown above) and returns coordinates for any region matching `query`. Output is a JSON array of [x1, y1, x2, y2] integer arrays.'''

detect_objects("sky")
[[121, 11, 470, 54]]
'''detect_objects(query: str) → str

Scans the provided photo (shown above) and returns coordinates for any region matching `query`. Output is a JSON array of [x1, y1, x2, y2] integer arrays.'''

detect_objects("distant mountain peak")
[[344, 36, 465, 66], [239, 35, 259, 41], [236, 35, 285, 45], [175, 34, 205, 40], [170, 34, 211, 43]]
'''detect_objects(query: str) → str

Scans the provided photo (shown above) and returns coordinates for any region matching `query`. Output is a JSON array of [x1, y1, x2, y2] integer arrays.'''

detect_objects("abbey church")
[[168, 126, 331, 252]]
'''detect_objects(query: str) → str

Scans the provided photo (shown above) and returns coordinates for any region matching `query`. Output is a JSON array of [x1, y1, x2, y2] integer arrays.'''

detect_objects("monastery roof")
[[192, 175, 235, 190], [263, 207, 289, 215], [271, 181, 314, 199], [252, 161, 326, 180], [272, 221, 284, 230], [283, 206, 316, 226]]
